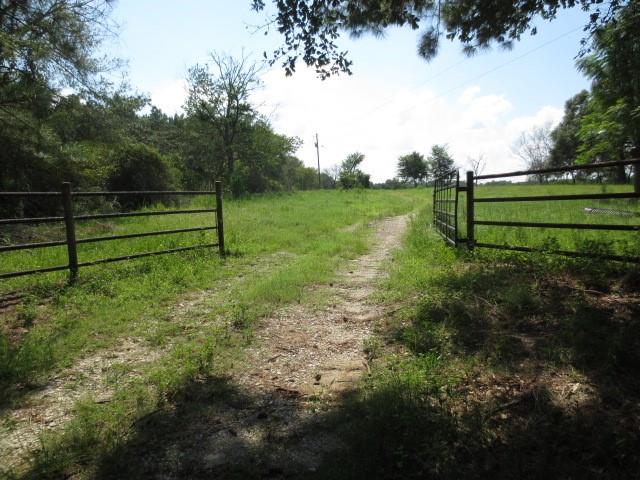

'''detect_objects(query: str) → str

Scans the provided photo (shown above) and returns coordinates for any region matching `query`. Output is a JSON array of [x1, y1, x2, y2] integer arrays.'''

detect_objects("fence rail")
[[433, 159, 640, 263], [0, 181, 225, 281]]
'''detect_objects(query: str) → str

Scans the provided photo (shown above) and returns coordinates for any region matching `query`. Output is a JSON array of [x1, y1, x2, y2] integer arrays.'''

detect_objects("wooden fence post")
[[466, 171, 474, 250], [61, 182, 79, 281], [215, 181, 225, 256]]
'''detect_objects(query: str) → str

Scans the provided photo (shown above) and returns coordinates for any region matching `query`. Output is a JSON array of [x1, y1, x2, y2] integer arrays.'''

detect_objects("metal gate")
[[432, 170, 459, 246], [431, 158, 640, 264]]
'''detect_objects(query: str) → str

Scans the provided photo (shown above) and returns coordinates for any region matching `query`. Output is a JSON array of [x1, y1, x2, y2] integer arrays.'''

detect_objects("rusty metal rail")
[[432, 170, 459, 246], [0, 182, 225, 281], [432, 159, 640, 263]]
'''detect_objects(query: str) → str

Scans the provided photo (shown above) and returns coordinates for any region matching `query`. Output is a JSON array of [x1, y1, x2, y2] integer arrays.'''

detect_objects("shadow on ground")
[[17, 256, 640, 479]]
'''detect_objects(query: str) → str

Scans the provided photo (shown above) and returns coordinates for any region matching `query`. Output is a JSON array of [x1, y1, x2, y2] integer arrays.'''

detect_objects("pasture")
[[470, 183, 640, 255], [1, 183, 639, 479], [0, 188, 422, 476]]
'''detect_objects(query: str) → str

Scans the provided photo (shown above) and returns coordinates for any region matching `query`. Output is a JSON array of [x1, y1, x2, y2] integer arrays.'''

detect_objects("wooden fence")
[[433, 159, 640, 263], [0, 181, 225, 281]]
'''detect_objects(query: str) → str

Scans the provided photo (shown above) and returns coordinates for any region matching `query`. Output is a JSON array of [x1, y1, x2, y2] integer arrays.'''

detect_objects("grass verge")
[[314, 206, 640, 479], [0, 189, 423, 478]]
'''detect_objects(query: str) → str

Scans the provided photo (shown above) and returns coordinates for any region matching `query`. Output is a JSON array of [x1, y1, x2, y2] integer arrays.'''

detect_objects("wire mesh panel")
[[432, 170, 460, 246]]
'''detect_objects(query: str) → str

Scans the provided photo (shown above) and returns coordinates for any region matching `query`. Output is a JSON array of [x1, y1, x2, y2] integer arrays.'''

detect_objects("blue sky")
[[103, 1, 594, 181]]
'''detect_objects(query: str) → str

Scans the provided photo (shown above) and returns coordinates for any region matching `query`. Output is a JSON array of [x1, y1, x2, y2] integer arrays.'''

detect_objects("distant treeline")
[[0, 2, 337, 218], [0, 57, 327, 215]]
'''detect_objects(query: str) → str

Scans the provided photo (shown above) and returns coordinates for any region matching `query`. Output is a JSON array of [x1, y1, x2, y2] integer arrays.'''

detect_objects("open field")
[[1, 184, 639, 479], [461, 183, 640, 256], [0, 189, 422, 477]]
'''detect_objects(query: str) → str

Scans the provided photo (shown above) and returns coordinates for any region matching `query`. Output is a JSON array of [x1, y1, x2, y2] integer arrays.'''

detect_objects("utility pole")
[[314, 133, 322, 188]]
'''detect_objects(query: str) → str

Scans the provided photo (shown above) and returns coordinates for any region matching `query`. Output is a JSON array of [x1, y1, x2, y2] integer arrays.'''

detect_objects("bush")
[[106, 144, 180, 209]]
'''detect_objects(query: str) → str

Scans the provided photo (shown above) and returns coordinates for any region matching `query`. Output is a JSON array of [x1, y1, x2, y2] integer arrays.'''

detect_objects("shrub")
[[106, 144, 180, 209]]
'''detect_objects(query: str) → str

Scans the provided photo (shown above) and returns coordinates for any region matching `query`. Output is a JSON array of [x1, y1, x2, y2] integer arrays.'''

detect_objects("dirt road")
[[113, 214, 411, 478]]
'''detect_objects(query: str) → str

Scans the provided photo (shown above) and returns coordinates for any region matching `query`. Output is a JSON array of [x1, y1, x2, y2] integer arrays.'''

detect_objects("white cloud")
[[457, 86, 481, 105], [145, 67, 564, 182], [505, 105, 563, 138], [149, 79, 188, 115], [254, 67, 564, 181]]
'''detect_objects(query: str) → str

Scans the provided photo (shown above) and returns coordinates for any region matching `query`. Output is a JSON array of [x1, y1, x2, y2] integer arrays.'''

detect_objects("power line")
[[395, 25, 584, 116], [362, 57, 470, 117], [338, 24, 583, 136]]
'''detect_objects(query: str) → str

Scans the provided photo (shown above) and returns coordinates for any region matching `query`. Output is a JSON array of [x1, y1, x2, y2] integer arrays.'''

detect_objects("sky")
[[103, 1, 594, 182]]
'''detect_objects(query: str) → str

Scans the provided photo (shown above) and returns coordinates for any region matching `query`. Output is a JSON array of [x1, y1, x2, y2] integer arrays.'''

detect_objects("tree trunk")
[[632, 146, 640, 194], [616, 163, 626, 183]]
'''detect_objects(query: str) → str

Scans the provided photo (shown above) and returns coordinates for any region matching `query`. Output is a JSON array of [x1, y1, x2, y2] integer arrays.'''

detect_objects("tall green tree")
[[576, 98, 629, 182], [0, 0, 118, 198], [0, 0, 115, 111], [339, 152, 370, 189], [427, 144, 455, 180], [397, 151, 428, 186], [577, 2, 640, 187], [548, 90, 590, 178], [185, 53, 262, 181], [250, 0, 626, 78]]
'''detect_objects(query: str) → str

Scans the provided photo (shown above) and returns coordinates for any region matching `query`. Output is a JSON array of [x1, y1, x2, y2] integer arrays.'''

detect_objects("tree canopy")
[[427, 144, 455, 179], [549, 90, 590, 171], [0, 0, 116, 111], [339, 152, 371, 188], [397, 151, 428, 186], [251, 0, 628, 78], [545, 2, 640, 187]]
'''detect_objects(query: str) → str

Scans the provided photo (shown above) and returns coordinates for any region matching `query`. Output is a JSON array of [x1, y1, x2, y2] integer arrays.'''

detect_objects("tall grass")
[[0, 189, 424, 398], [453, 183, 640, 257]]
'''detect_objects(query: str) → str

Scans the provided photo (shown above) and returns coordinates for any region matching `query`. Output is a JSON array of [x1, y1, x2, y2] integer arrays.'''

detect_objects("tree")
[[576, 98, 628, 182], [324, 164, 341, 185], [467, 153, 486, 178], [106, 143, 180, 209], [0, 0, 115, 111], [320, 169, 337, 189], [512, 124, 553, 183], [397, 151, 428, 186], [339, 152, 370, 189], [427, 144, 455, 180], [229, 119, 304, 195], [250, 0, 626, 78], [0, 0, 119, 200], [185, 52, 262, 181], [577, 2, 640, 189], [548, 90, 590, 180]]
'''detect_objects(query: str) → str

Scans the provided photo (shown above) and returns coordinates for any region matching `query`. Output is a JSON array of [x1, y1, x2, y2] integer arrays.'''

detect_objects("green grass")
[[458, 183, 640, 256], [3, 183, 640, 479], [314, 200, 640, 479], [0, 189, 424, 392], [0, 188, 425, 478]]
